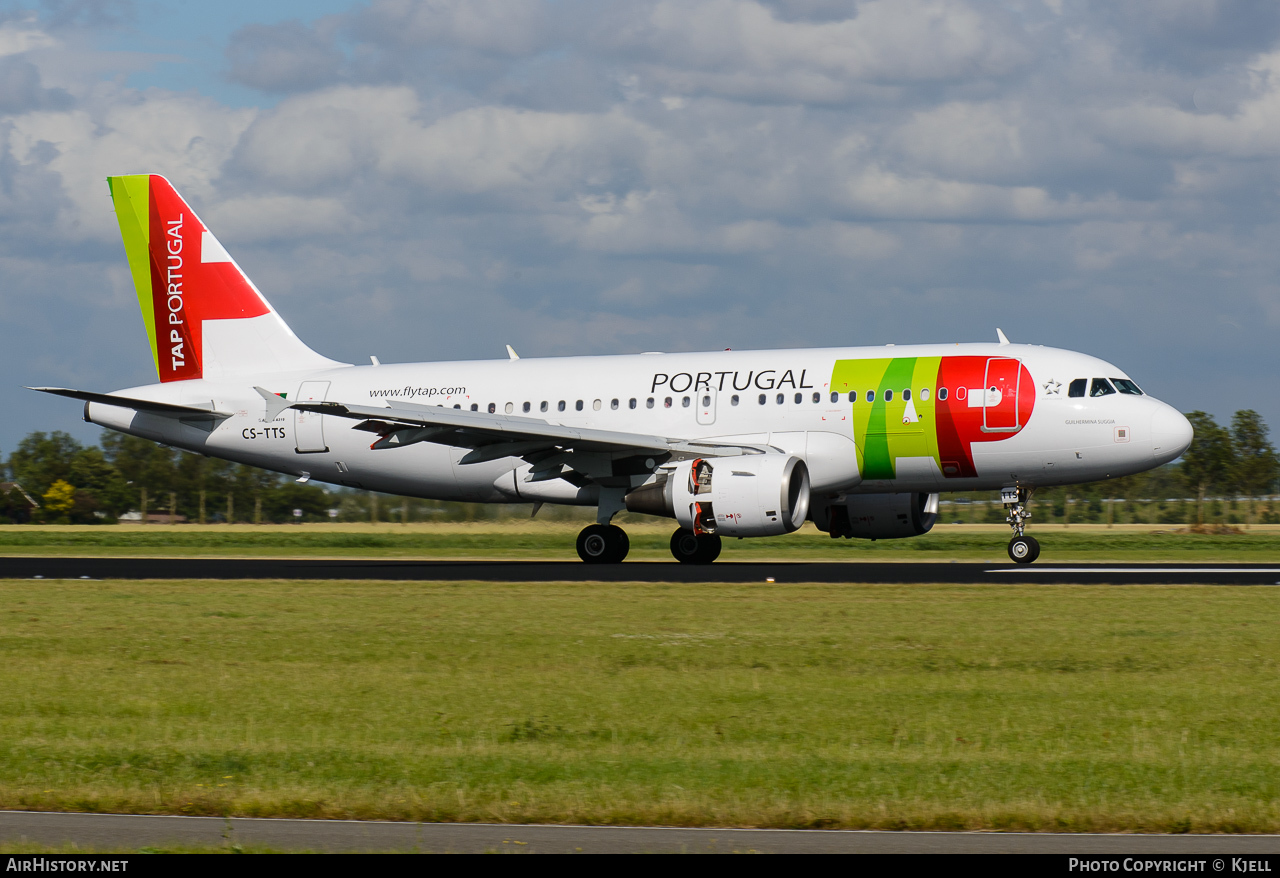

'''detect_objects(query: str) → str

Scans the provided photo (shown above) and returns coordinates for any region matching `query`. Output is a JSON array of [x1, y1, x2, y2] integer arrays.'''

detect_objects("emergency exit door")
[[294, 380, 330, 453], [696, 387, 717, 425]]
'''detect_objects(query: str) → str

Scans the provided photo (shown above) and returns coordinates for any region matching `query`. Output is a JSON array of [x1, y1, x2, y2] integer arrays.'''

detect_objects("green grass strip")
[[0, 579, 1278, 831]]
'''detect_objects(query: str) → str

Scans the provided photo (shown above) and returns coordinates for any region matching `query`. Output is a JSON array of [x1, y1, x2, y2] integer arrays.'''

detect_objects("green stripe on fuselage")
[[831, 356, 942, 480]]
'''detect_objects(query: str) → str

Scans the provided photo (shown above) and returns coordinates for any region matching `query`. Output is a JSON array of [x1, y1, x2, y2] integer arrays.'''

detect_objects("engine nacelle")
[[627, 454, 810, 537], [812, 492, 939, 540], [675, 455, 810, 537]]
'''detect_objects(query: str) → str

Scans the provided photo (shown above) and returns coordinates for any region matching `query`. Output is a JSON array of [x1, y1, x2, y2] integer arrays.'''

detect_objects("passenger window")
[[921, 388, 930, 401], [1068, 378, 1086, 398], [576, 400, 584, 411], [938, 388, 947, 401], [453, 404, 461, 409], [701, 395, 710, 407], [664, 397, 672, 408], [611, 399, 619, 410], [758, 394, 767, 405], [683, 396, 692, 407], [505, 402, 514, 414], [849, 392, 856, 403], [592, 399, 600, 411], [731, 394, 740, 406], [646, 397, 655, 409], [776, 393, 784, 404], [902, 389, 911, 401], [957, 387, 967, 400], [866, 390, 875, 402], [489, 402, 497, 413], [1111, 378, 1143, 395], [557, 400, 566, 412], [811, 392, 820, 404], [629, 398, 637, 409], [830, 392, 839, 403], [470, 404, 478, 411], [794, 392, 802, 404], [540, 401, 548, 413], [884, 389, 893, 402], [1090, 378, 1116, 397]]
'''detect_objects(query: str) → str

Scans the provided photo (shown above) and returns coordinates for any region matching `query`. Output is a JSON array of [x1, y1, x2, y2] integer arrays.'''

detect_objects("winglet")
[[253, 386, 292, 421], [506, 345, 520, 360], [996, 328, 1010, 346]]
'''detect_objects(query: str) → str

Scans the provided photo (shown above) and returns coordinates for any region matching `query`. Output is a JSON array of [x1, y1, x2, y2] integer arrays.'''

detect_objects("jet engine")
[[625, 454, 810, 537], [812, 492, 940, 540]]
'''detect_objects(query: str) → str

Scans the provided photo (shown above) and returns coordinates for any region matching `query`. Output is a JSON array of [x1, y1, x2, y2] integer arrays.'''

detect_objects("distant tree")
[[8, 432, 83, 497], [1231, 410, 1279, 526], [100, 432, 175, 520], [1181, 412, 1234, 526], [41, 479, 76, 523]]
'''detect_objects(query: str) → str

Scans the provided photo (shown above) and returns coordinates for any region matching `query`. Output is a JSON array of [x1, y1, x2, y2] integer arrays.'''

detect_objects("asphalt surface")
[[2, 811, 1279, 853], [1, 557, 1278, 584]]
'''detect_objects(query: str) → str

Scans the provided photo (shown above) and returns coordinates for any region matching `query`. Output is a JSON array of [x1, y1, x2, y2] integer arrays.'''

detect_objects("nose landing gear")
[[1003, 486, 1040, 564]]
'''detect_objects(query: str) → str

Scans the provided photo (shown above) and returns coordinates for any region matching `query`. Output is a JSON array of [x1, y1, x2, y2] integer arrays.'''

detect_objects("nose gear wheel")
[[1003, 486, 1039, 564], [1008, 535, 1040, 564]]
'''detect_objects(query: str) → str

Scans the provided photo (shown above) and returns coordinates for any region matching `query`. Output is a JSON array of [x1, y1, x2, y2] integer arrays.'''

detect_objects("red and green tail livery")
[[108, 175, 270, 382]]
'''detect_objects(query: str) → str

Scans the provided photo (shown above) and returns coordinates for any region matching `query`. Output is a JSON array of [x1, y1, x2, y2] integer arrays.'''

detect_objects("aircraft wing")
[[293, 398, 767, 466], [28, 387, 230, 420]]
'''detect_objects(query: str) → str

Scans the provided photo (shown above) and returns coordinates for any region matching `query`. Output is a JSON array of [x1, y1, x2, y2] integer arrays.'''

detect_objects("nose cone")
[[1151, 405, 1194, 464]]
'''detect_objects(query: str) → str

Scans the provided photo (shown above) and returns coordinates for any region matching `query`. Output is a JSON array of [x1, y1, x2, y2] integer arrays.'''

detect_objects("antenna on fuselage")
[[996, 328, 1011, 346], [506, 345, 520, 360]]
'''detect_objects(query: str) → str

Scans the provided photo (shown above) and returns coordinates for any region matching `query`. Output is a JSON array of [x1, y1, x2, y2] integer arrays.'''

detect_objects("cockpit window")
[[1090, 378, 1116, 397], [1111, 378, 1143, 395], [1068, 379, 1086, 398]]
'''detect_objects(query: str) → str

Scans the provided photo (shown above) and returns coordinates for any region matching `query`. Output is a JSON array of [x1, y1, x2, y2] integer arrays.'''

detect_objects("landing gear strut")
[[669, 528, 721, 564], [577, 524, 630, 564], [1003, 486, 1040, 565]]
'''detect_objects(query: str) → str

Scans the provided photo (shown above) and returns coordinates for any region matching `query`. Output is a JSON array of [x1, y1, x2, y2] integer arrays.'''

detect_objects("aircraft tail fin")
[[107, 174, 345, 382]]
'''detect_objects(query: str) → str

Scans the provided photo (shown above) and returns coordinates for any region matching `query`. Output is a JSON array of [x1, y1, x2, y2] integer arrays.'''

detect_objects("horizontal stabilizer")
[[28, 387, 230, 420]]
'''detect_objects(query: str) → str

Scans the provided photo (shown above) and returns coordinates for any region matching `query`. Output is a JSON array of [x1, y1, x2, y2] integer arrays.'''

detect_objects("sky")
[[0, 0, 1278, 454]]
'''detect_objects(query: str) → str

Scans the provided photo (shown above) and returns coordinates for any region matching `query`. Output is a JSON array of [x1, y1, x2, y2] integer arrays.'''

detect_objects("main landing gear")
[[669, 528, 722, 565], [574, 524, 723, 565], [576, 524, 630, 564], [1002, 486, 1040, 565]]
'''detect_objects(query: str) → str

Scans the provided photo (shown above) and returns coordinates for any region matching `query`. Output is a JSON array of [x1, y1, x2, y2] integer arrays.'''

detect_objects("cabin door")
[[981, 358, 1022, 433], [294, 380, 331, 453]]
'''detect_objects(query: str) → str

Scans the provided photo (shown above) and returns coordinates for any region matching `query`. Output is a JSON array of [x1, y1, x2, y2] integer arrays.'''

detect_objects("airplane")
[[32, 175, 1194, 564]]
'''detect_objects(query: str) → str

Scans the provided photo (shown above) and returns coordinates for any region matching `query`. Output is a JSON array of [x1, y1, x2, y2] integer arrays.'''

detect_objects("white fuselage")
[[85, 342, 1190, 505]]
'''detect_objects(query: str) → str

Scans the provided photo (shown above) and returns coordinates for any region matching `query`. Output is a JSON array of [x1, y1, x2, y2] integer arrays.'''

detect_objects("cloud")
[[597, 0, 1032, 104], [226, 20, 345, 93]]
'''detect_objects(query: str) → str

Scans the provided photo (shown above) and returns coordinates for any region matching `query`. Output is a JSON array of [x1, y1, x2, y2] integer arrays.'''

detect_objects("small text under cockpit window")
[[1068, 379, 1087, 398], [1090, 378, 1116, 397], [1111, 378, 1143, 395]]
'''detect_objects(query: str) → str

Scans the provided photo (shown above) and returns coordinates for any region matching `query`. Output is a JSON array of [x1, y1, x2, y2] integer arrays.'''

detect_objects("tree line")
[[0, 409, 1276, 525]]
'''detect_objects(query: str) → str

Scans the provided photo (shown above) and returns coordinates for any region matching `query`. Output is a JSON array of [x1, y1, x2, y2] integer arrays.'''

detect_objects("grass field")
[[2, 577, 1279, 832], [0, 522, 1279, 561]]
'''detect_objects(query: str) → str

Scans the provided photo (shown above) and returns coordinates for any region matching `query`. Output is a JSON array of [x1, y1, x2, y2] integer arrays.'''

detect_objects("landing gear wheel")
[[577, 524, 630, 563], [1008, 535, 1040, 564], [670, 528, 722, 564]]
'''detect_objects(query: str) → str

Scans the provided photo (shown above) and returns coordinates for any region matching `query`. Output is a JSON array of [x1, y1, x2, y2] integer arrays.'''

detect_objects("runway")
[[1, 557, 1278, 584], [1, 810, 1278, 853]]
